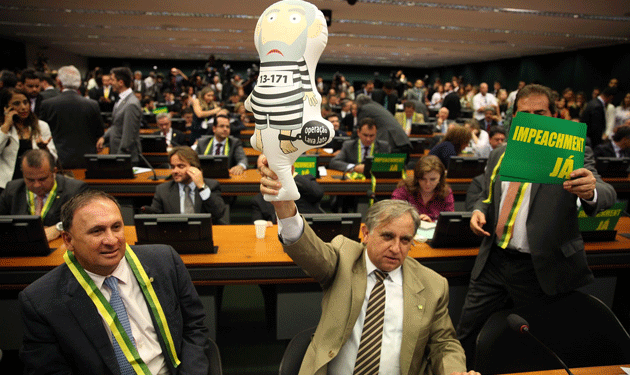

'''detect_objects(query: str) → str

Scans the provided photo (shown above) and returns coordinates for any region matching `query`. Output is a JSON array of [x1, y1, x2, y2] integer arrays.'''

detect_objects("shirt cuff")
[[581, 188, 598, 206], [346, 164, 355, 171], [198, 186, 211, 201], [277, 208, 303, 245], [238, 163, 247, 170]]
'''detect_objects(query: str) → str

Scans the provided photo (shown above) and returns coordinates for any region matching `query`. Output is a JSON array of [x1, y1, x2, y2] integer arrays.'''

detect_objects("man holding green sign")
[[456, 84, 616, 366]]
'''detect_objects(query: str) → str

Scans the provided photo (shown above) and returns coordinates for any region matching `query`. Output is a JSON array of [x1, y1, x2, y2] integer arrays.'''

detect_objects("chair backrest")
[[278, 326, 316, 375], [206, 336, 223, 375], [474, 291, 630, 375]]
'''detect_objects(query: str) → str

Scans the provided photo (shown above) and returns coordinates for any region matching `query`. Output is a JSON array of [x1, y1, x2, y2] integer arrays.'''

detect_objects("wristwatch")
[[199, 184, 208, 191], [55, 221, 63, 232]]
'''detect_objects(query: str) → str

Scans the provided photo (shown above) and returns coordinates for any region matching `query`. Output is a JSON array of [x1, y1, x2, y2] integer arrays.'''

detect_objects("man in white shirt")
[[459, 84, 616, 367], [259, 161, 478, 375], [19, 190, 211, 374], [472, 83, 498, 122]]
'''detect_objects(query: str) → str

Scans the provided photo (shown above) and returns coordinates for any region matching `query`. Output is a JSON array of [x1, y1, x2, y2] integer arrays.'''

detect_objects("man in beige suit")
[[259, 156, 478, 375]]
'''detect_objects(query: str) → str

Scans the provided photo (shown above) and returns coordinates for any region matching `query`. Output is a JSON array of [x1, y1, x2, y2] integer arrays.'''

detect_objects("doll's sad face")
[[260, 3, 307, 61]]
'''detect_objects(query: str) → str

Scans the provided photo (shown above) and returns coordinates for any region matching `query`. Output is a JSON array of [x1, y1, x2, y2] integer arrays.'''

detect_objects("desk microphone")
[[507, 314, 575, 375], [139, 152, 168, 181], [367, 189, 376, 200]]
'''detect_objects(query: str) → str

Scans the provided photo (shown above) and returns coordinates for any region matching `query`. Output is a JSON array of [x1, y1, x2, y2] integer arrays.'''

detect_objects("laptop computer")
[[84, 154, 135, 179], [134, 213, 217, 254], [428, 211, 483, 248], [198, 155, 230, 179], [140, 135, 167, 153], [0, 215, 53, 256], [594, 157, 630, 178], [446, 157, 488, 178]]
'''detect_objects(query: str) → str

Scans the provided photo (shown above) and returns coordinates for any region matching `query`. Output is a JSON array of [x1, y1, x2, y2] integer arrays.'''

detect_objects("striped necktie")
[[354, 270, 388, 375], [103, 276, 136, 375], [495, 181, 525, 248]]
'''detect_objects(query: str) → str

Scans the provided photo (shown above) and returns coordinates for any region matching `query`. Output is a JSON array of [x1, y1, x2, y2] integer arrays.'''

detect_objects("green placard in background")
[[372, 153, 406, 172], [500, 112, 586, 184], [294, 156, 317, 176], [578, 202, 626, 232], [153, 107, 168, 114]]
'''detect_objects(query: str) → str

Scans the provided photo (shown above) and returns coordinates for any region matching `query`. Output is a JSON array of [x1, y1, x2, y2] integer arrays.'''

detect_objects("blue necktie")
[[104, 276, 136, 375]]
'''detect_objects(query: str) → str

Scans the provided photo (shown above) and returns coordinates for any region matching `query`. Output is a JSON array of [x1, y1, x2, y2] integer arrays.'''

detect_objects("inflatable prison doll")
[[245, 0, 334, 201]]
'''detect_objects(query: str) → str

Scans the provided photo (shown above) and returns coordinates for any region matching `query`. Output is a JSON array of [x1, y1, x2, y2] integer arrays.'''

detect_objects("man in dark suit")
[[371, 81, 398, 114], [144, 146, 228, 224], [20, 68, 43, 116], [442, 82, 462, 120], [196, 114, 247, 176], [329, 118, 391, 173], [356, 94, 412, 154], [581, 87, 616, 148], [593, 125, 630, 158], [154, 112, 187, 148], [258, 160, 476, 375], [97, 67, 142, 165], [19, 190, 210, 374], [0, 149, 88, 241], [89, 74, 119, 112], [39, 65, 105, 169], [38, 74, 59, 101], [476, 107, 500, 132], [457, 84, 617, 366]]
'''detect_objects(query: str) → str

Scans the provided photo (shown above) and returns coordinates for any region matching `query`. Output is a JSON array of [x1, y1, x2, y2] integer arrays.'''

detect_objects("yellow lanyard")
[[63, 245, 181, 374], [203, 137, 230, 156], [27, 180, 58, 218]]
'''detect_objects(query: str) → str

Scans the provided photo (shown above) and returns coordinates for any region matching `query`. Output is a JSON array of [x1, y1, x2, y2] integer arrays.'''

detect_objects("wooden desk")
[[500, 364, 629, 375], [3, 220, 630, 288]]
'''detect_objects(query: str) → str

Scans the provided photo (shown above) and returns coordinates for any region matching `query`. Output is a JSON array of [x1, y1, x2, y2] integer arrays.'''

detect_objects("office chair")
[[474, 291, 630, 375], [278, 326, 316, 375], [206, 336, 223, 375]]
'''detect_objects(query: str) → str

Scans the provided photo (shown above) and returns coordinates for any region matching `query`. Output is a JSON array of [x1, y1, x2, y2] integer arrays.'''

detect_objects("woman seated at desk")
[[429, 124, 471, 168], [391, 155, 454, 222]]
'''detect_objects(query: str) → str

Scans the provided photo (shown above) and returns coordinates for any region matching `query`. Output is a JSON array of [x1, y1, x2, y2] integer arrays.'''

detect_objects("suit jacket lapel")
[[169, 181, 181, 213], [347, 250, 367, 341], [64, 272, 119, 374], [399, 261, 426, 375]]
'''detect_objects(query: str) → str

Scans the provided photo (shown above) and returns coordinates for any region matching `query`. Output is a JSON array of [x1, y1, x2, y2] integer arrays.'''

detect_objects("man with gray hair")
[[153, 112, 187, 148], [40, 65, 104, 169], [258, 156, 479, 375]]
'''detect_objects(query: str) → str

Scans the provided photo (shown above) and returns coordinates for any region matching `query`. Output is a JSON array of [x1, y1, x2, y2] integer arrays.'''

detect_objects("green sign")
[[153, 107, 168, 114], [500, 112, 586, 184], [294, 156, 317, 176], [372, 153, 406, 173], [578, 202, 625, 232]]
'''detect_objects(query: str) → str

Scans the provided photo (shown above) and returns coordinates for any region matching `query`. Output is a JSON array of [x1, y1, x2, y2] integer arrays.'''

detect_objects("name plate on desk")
[[294, 156, 317, 176], [365, 153, 406, 179]]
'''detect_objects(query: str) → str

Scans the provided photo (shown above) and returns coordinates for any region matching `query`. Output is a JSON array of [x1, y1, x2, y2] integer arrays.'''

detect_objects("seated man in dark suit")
[[0, 149, 88, 241], [196, 114, 248, 176], [329, 118, 391, 173], [593, 125, 630, 158], [19, 190, 210, 374], [144, 146, 228, 224], [154, 112, 187, 148], [252, 156, 324, 225]]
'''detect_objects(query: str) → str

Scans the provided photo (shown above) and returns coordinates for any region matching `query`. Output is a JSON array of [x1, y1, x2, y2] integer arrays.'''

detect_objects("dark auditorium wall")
[[0, 39, 27, 72], [88, 43, 628, 96]]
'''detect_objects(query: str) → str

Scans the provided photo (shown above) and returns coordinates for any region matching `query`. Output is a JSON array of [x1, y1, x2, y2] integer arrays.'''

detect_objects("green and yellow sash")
[[203, 137, 229, 156], [64, 245, 181, 374], [27, 180, 58, 219]]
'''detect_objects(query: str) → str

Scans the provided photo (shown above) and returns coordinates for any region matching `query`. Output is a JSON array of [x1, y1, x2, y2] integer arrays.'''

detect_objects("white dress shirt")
[[86, 259, 169, 374], [473, 92, 497, 121]]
